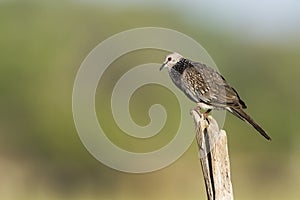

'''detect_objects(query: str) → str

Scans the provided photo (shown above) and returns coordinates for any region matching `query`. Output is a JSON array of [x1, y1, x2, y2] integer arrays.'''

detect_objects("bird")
[[160, 52, 271, 141]]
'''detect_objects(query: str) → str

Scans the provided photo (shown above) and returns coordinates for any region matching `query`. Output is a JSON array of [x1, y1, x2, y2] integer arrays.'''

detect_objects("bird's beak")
[[160, 62, 167, 71]]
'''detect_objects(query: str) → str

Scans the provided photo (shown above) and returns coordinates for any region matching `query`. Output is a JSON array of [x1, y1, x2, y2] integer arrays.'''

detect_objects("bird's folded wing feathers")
[[184, 61, 245, 108]]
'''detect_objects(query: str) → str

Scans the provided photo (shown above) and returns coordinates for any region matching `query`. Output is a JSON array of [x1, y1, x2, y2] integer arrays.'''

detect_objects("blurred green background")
[[1, 0, 300, 199]]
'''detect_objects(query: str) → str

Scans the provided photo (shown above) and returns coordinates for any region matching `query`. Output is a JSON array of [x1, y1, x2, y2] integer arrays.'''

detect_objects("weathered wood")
[[191, 109, 233, 200]]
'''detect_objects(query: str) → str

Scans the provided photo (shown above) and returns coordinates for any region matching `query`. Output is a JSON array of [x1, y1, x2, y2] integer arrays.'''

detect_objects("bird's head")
[[160, 52, 183, 71]]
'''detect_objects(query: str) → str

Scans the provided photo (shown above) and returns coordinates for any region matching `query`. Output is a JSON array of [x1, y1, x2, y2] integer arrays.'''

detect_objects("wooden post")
[[191, 109, 234, 200]]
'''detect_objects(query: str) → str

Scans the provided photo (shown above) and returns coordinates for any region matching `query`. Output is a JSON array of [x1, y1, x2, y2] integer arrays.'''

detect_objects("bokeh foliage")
[[0, 1, 300, 199]]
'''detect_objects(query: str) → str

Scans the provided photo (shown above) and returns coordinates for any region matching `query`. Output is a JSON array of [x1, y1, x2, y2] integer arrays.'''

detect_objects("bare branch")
[[191, 110, 234, 200]]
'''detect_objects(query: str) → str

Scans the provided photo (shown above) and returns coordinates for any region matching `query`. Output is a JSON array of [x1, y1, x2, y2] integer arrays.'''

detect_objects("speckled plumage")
[[161, 53, 271, 140], [170, 58, 246, 109]]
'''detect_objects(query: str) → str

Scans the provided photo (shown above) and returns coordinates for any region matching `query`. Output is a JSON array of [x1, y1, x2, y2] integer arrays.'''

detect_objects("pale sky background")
[[76, 0, 300, 43]]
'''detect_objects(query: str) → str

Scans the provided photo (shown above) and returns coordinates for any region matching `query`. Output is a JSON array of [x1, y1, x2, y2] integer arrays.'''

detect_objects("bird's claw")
[[191, 107, 202, 118], [191, 107, 211, 119]]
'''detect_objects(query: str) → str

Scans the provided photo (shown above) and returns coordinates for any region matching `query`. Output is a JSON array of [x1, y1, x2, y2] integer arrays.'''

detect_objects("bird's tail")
[[228, 108, 271, 141]]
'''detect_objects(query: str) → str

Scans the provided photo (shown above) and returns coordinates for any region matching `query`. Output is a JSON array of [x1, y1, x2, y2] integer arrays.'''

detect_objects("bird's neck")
[[171, 58, 190, 74]]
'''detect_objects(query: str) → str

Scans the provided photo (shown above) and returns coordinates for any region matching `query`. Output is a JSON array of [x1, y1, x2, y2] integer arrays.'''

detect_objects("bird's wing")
[[182, 61, 246, 109]]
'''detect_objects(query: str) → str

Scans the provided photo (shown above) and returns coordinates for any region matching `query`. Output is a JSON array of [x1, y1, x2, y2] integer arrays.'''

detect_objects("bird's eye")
[[167, 57, 172, 62]]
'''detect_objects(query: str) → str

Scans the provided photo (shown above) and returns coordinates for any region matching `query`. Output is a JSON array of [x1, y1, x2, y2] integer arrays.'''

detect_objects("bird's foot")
[[191, 107, 202, 117], [203, 109, 212, 119], [191, 107, 212, 119]]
